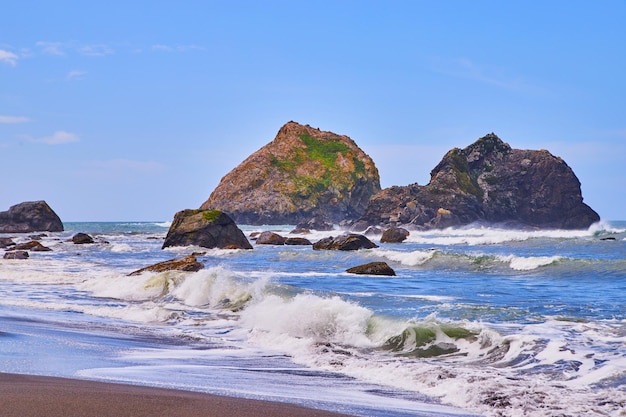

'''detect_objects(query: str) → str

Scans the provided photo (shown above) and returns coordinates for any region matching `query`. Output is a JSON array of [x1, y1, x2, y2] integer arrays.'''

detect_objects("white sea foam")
[[372, 248, 437, 266], [496, 254, 563, 271], [109, 243, 133, 252], [404, 224, 600, 246]]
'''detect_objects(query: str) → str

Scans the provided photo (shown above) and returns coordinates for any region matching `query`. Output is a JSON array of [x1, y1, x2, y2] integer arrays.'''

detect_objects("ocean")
[[0, 220, 625, 416]]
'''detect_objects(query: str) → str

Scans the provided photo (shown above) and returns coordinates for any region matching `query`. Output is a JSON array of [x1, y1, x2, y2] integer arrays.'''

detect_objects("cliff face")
[[200, 121, 381, 225], [356, 133, 600, 230]]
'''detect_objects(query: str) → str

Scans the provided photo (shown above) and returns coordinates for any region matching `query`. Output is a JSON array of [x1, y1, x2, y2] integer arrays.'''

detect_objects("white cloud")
[[67, 70, 87, 80], [34, 131, 80, 145], [0, 115, 29, 123], [152, 44, 205, 52], [152, 44, 174, 52], [36, 41, 65, 56], [79, 44, 114, 56], [0, 49, 18, 66]]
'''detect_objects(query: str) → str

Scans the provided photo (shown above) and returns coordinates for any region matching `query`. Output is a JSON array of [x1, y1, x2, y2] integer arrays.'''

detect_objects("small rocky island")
[[200, 121, 381, 225], [0, 201, 64, 233], [354, 133, 599, 230]]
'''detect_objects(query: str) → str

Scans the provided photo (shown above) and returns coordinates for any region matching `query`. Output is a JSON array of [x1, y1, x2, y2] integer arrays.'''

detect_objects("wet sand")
[[0, 373, 355, 417]]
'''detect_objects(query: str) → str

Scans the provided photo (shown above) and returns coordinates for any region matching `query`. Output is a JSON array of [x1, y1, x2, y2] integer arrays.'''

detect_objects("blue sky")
[[2, 1, 625, 222]]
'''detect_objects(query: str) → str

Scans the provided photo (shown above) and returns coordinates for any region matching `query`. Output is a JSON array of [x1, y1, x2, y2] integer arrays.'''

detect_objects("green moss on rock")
[[202, 209, 222, 222]]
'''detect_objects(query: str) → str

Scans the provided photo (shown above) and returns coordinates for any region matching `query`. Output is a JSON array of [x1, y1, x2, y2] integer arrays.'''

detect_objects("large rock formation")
[[356, 133, 600, 230], [0, 201, 63, 233], [200, 121, 381, 225], [162, 209, 253, 249]]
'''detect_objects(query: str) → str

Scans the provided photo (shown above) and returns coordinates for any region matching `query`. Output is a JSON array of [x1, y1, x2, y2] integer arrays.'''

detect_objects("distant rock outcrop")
[[355, 133, 600, 230], [0, 201, 63, 233], [162, 209, 253, 249], [200, 121, 381, 225]]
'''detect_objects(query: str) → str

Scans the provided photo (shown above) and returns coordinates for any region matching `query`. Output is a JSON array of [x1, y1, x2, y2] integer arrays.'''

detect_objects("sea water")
[[0, 220, 625, 416]]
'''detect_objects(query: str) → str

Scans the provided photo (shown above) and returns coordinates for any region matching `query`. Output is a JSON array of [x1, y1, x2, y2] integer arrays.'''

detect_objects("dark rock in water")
[[162, 209, 253, 250], [600, 237, 617, 241], [285, 237, 313, 245], [0, 238, 15, 248], [0, 201, 63, 233], [347, 261, 396, 276], [13, 241, 52, 251], [4, 250, 29, 260], [362, 226, 384, 236], [72, 233, 95, 244], [128, 255, 204, 276], [296, 217, 335, 231], [357, 133, 600, 230], [200, 121, 381, 225], [380, 227, 409, 243], [290, 227, 310, 234], [256, 231, 287, 245], [313, 234, 379, 251]]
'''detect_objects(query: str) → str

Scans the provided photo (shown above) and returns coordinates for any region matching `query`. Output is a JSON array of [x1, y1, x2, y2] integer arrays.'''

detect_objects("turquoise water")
[[0, 220, 625, 416]]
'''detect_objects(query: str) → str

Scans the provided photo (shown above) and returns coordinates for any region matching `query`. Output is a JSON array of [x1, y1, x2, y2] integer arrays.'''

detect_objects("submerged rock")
[[72, 233, 95, 244], [200, 121, 381, 225], [3, 250, 29, 260], [357, 133, 600, 230], [0, 238, 16, 248], [162, 209, 252, 250], [255, 231, 287, 245], [128, 255, 204, 276], [313, 234, 378, 251], [346, 262, 396, 276], [295, 217, 335, 231], [284, 237, 313, 245], [13, 241, 52, 251], [0, 201, 63, 233]]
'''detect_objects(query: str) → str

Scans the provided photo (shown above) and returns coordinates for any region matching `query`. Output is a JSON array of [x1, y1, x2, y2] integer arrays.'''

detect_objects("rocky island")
[[354, 133, 599, 230], [200, 121, 381, 225]]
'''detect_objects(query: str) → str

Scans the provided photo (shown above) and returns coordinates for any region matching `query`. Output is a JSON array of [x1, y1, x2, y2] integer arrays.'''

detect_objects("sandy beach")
[[0, 373, 355, 417]]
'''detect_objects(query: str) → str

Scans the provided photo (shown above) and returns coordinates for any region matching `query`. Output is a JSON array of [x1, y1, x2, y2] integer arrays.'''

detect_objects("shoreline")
[[0, 372, 356, 417]]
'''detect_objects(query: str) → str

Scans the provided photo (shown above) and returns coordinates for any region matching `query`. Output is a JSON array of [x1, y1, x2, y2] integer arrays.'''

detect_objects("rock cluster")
[[355, 133, 600, 230], [0, 201, 63, 233], [200, 121, 381, 225]]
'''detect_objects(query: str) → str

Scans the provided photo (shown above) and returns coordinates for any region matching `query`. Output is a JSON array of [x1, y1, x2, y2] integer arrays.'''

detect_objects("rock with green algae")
[[200, 121, 381, 225]]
